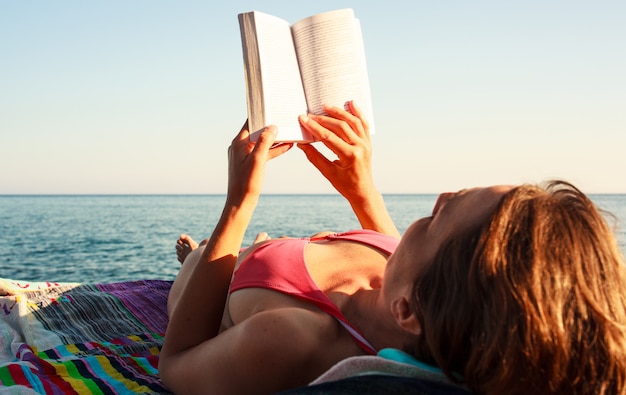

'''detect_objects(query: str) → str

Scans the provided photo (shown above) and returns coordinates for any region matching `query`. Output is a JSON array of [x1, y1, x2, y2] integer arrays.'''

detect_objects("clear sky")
[[1, 1, 624, 194]]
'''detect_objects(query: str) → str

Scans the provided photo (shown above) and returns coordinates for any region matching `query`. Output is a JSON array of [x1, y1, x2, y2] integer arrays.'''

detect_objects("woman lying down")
[[158, 102, 626, 395]]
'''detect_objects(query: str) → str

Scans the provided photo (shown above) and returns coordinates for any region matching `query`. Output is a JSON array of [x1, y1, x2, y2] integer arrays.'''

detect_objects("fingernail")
[[299, 114, 309, 122]]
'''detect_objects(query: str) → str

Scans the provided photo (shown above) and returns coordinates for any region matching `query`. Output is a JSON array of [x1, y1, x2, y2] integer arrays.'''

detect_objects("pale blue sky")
[[1, 1, 624, 194]]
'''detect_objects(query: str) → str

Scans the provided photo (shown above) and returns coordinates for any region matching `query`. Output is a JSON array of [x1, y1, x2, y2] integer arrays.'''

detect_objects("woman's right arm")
[[298, 101, 400, 238], [158, 123, 293, 393]]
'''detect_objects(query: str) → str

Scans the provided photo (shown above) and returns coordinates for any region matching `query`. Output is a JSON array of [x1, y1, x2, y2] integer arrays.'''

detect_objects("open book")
[[238, 9, 375, 142]]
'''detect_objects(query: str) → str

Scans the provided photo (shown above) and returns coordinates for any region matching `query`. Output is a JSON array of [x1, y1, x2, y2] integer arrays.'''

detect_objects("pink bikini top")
[[229, 229, 399, 355]]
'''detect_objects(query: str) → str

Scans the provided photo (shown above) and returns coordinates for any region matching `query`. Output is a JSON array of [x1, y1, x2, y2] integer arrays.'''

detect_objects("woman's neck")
[[342, 288, 414, 352]]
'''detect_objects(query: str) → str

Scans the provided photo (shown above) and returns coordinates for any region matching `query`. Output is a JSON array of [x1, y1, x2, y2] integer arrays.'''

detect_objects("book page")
[[292, 9, 375, 134], [240, 12, 310, 142]]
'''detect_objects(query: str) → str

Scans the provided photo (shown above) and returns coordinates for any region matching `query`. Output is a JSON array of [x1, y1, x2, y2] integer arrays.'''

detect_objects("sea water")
[[0, 194, 625, 283]]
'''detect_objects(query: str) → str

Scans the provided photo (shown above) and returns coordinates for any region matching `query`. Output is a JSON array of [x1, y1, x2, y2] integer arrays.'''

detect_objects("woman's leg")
[[168, 234, 208, 315], [168, 232, 272, 316]]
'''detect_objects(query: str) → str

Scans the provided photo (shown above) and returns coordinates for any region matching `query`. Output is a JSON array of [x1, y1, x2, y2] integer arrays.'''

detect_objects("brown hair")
[[411, 180, 626, 394]]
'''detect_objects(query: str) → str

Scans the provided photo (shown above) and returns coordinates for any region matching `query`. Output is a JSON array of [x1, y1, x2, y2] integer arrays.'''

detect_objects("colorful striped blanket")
[[0, 278, 172, 394], [0, 277, 465, 395]]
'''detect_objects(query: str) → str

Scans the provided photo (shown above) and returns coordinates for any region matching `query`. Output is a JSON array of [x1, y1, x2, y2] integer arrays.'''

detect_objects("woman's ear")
[[391, 296, 421, 335]]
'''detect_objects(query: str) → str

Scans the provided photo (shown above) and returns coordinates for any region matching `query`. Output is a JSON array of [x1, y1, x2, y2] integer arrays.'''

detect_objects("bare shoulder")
[[162, 308, 349, 395]]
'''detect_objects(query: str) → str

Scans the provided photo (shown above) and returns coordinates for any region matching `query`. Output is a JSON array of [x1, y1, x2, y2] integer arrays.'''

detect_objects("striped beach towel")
[[0, 278, 172, 394]]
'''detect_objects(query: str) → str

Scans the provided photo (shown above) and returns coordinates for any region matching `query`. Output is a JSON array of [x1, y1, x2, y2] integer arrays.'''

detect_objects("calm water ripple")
[[0, 194, 624, 283]]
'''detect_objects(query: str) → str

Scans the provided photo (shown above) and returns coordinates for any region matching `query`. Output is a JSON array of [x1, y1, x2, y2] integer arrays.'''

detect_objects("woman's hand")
[[298, 102, 399, 237], [227, 121, 292, 205], [297, 101, 375, 203]]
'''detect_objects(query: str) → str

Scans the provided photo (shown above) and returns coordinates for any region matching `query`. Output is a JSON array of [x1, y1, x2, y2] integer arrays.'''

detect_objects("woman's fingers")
[[299, 114, 353, 159], [232, 120, 252, 147], [323, 101, 370, 143], [251, 125, 278, 156], [297, 143, 334, 176], [242, 125, 292, 161], [298, 101, 370, 158], [227, 123, 291, 202]]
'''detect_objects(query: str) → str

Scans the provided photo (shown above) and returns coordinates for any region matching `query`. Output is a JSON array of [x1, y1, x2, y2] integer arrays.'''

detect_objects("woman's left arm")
[[298, 102, 400, 238], [159, 122, 291, 369]]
